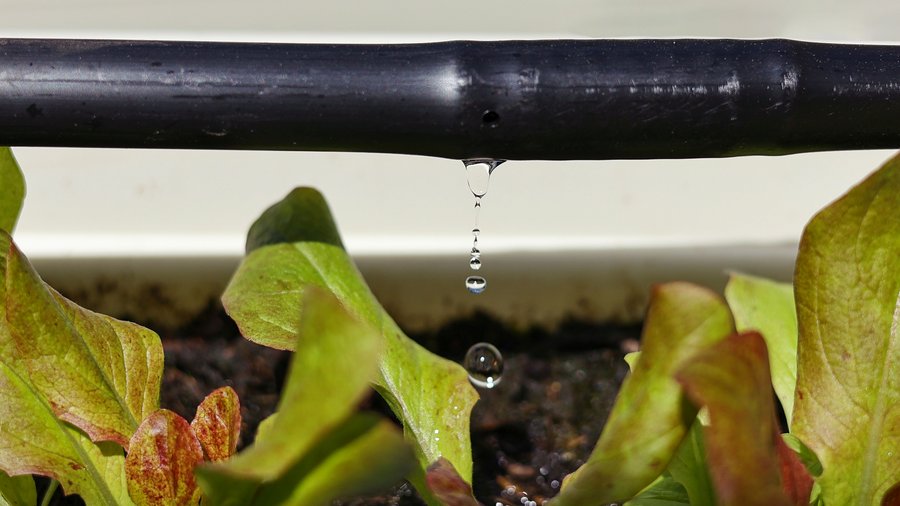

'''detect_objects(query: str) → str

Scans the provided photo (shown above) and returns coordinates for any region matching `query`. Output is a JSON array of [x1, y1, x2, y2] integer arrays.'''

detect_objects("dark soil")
[[159, 306, 639, 505]]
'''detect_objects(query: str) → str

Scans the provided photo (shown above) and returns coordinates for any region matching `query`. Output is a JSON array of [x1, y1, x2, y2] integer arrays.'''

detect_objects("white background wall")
[[1, 0, 899, 327]]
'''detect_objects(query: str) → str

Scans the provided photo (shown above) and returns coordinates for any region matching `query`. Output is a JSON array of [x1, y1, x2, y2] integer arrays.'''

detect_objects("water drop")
[[465, 342, 503, 388], [469, 257, 482, 270], [465, 275, 486, 294], [472, 228, 480, 237], [464, 159, 504, 198]]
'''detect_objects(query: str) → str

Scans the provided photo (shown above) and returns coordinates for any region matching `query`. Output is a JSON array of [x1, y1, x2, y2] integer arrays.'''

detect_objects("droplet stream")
[[463, 159, 504, 294]]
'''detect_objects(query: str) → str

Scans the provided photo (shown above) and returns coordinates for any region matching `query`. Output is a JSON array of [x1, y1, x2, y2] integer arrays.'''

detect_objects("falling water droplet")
[[469, 257, 482, 270], [465, 275, 486, 294], [464, 342, 503, 388]]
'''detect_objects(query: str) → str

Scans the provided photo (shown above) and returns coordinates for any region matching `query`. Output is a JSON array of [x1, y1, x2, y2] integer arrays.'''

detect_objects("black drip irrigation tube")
[[0, 38, 899, 160]]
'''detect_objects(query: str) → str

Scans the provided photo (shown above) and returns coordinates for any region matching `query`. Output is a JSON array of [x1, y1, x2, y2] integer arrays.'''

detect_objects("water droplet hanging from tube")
[[463, 159, 504, 294]]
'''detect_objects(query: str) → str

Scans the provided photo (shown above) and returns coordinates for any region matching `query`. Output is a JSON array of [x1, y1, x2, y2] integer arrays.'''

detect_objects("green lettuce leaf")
[[0, 232, 163, 447], [197, 288, 414, 505], [667, 422, 715, 506], [0, 148, 24, 234], [626, 476, 690, 506], [724, 273, 798, 425], [0, 361, 133, 505], [553, 282, 734, 505], [262, 415, 414, 506], [0, 471, 35, 506], [792, 152, 900, 505], [221, 188, 478, 500]]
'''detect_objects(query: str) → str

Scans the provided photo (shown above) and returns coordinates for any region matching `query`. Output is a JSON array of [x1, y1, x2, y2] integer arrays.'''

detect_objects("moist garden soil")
[[43, 303, 640, 505]]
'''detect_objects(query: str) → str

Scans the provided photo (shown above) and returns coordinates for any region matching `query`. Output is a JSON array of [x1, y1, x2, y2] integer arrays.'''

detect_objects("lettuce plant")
[[0, 148, 424, 505], [552, 152, 900, 506], [2, 143, 900, 506]]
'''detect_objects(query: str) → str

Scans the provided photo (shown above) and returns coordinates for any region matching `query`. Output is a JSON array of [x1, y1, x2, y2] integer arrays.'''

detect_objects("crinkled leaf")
[[725, 273, 799, 425], [667, 422, 715, 506], [792, 153, 900, 505], [0, 361, 132, 505], [626, 476, 690, 506], [0, 471, 34, 506], [0, 148, 24, 234], [676, 332, 791, 506], [554, 282, 734, 505], [191, 387, 241, 462], [0, 232, 163, 447], [221, 188, 479, 497], [198, 289, 412, 504], [125, 410, 203, 506]]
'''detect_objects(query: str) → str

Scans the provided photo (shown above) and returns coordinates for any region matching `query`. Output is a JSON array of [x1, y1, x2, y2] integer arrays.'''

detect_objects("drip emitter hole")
[[481, 109, 500, 126]]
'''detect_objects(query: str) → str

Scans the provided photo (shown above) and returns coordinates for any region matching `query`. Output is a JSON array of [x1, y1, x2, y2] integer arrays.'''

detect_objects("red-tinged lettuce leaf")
[[553, 282, 734, 505], [0, 471, 35, 506], [724, 273, 798, 425], [221, 188, 479, 500], [792, 152, 900, 505], [425, 458, 479, 506], [0, 232, 163, 447], [0, 148, 24, 234], [197, 289, 413, 505], [676, 332, 793, 506], [125, 410, 203, 506], [776, 434, 814, 506], [883, 483, 900, 506], [191, 387, 241, 462], [0, 361, 133, 505]]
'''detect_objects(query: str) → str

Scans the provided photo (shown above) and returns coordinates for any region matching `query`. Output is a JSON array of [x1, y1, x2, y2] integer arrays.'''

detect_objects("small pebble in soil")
[[465, 342, 504, 388]]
